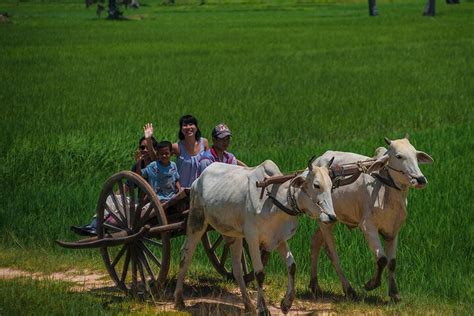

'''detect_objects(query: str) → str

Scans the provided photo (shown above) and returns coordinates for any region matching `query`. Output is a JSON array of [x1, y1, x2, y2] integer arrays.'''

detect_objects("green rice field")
[[0, 0, 473, 313]]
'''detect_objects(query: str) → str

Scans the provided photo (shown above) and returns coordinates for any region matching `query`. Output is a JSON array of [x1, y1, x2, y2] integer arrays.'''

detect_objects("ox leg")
[[247, 236, 270, 316], [320, 223, 357, 299], [309, 227, 324, 297], [174, 209, 208, 310], [385, 236, 401, 302], [229, 237, 256, 314], [277, 241, 296, 314], [361, 224, 386, 291]]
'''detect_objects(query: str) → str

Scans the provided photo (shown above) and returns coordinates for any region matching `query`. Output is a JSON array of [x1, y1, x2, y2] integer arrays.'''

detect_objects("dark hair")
[[139, 136, 158, 150], [157, 140, 172, 152], [178, 114, 201, 141]]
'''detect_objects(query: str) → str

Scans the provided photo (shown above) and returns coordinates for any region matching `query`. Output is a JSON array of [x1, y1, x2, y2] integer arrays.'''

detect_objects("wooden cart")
[[57, 171, 262, 296], [57, 158, 374, 296]]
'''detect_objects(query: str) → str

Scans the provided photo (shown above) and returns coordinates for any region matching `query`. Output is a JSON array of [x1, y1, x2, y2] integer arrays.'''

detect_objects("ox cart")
[[57, 158, 375, 296]]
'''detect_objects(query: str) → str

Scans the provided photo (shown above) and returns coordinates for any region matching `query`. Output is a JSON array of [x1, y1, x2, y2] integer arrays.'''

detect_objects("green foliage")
[[0, 0, 473, 311], [0, 278, 123, 315]]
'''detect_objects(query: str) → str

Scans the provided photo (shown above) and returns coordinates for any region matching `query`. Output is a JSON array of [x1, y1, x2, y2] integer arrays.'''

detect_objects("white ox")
[[309, 136, 433, 302], [174, 158, 336, 315]]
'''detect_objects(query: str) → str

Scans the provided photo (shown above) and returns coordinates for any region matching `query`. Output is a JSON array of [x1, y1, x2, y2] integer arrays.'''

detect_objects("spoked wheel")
[[96, 171, 171, 296], [202, 230, 269, 284]]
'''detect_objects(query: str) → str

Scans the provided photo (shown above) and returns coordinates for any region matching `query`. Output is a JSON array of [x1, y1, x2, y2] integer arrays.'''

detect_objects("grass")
[[0, 278, 120, 315], [0, 0, 473, 313], [0, 277, 192, 315]]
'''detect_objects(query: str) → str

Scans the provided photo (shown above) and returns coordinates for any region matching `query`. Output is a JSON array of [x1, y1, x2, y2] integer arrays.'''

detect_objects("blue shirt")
[[141, 161, 179, 201]]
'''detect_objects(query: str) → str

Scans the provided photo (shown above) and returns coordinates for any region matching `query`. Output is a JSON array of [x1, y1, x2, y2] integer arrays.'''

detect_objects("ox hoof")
[[364, 279, 381, 291], [309, 280, 323, 297], [244, 304, 256, 315], [280, 299, 292, 314], [345, 286, 358, 300], [174, 299, 186, 311], [258, 308, 271, 316], [390, 293, 401, 303]]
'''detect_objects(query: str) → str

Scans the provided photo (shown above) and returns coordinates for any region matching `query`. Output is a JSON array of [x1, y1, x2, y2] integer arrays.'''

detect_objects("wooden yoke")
[[256, 172, 301, 199], [254, 158, 377, 196]]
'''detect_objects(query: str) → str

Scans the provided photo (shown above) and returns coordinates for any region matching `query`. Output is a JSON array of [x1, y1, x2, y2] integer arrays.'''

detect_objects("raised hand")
[[143, 123, 154, 139]]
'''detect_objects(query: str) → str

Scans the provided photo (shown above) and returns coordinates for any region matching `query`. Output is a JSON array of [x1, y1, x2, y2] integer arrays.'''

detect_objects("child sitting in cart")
[[141, 140, 181, 203], [198, 123, 246, 176], [70, 135, 159, 236]]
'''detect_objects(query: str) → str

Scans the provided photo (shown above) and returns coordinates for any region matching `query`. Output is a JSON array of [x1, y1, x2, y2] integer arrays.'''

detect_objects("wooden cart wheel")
[[202, 230, 269, 284], [96, 171, 171, 296]]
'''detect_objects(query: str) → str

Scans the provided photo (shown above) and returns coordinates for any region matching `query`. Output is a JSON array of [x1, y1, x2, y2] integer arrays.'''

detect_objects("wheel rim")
[[202, 230, 265, 284], [96, 171, 171, 296]]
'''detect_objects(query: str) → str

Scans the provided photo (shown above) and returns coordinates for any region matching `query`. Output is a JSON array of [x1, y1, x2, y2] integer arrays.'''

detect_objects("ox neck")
[[382, 168, 409, 192], [266, 181, 303, 217]]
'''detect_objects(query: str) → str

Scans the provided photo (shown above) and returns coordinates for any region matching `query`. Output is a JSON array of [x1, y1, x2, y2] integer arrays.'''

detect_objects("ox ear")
[[417, 151, 434, 164], [373, 147, 387, 159], [292, 176, 305, 188], [368, 154, 389, 174], [384, 137, 392, 146]]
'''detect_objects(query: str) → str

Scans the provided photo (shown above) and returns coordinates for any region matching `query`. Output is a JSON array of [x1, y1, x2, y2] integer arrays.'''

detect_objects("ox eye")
[[396, 154, 403, 159], [313, 184, 320, 189]]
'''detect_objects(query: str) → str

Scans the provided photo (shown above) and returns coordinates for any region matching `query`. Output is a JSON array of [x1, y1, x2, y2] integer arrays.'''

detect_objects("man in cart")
[[198, 123, 246, 176]]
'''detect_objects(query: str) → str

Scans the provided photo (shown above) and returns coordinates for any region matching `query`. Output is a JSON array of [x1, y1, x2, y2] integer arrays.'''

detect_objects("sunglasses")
[[139, 145, 147, 150]]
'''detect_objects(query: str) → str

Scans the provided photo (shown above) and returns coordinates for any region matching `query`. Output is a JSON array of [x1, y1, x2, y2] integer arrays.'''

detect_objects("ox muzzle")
[[410, 175, 428, 189]]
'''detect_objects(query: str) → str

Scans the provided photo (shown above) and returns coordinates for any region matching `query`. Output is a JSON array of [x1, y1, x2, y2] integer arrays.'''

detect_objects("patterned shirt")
[[198, 147, 237, 176], [141, 161, 179, 201]]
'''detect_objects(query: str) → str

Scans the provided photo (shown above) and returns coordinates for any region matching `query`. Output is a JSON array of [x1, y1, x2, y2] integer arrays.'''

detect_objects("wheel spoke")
[[137, 245, 156, 284], [117, 179, 128, 223], [138, 202, 154, 227], [128, 186, 136, 229], [135, 248, 147, 292], [120, 248, 131, 284], [220, 244, 230, 265], [143, 238, 163, 248], [211, 235, 224, 252], [103, 204, 127, 229], [140, 241, 162, 268], [131, 247, 138, 292], [111, 245, 127, 268], [133, 192, 147, 229], [106, 195, 127, 227], [104, 222, 123, 233]]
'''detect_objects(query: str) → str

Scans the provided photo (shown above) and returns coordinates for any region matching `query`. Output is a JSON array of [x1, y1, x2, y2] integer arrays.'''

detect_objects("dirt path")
[[0, 267, 112, 292], [0, 267, 335, 315]]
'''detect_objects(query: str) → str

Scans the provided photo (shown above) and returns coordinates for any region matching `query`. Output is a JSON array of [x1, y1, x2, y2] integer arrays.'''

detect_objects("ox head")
[[367, 134, 434, 189], [294, 156, 336, 223]]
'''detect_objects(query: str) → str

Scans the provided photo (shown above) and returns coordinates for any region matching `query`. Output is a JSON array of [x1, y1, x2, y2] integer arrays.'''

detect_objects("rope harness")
[[266, 176, 333, 217]]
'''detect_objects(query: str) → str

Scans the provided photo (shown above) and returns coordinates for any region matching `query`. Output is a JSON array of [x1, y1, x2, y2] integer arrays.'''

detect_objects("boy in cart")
[[198, 123, 246, 176], [71, 134, 184, 236], [141, 140, 181, 203]]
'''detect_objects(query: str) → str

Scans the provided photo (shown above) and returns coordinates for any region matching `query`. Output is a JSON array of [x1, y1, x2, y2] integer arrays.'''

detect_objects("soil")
[[0, 267, 335, 315]]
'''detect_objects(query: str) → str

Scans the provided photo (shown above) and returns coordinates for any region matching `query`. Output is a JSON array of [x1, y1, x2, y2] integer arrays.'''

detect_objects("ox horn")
[[326, 156, 335, 168], [384, 137, 392, 146], [307, 155, 317, 171], [404, 133, 410, 140]]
